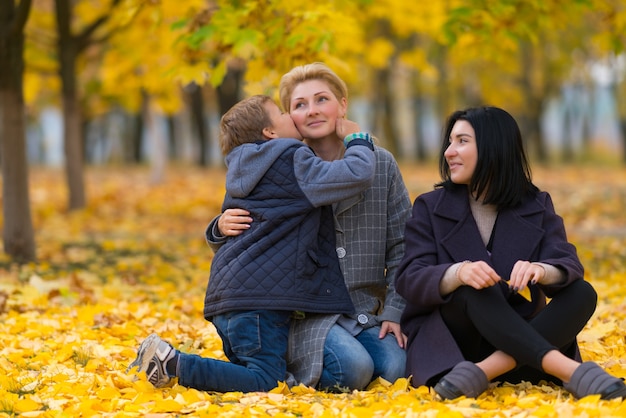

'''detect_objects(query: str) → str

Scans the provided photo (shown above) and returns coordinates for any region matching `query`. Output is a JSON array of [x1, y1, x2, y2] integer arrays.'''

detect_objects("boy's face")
[[263, 101, 303, 140]]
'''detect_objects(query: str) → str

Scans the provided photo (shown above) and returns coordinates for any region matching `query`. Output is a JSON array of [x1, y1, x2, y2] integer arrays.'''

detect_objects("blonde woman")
[[209, 63, 412, 390]]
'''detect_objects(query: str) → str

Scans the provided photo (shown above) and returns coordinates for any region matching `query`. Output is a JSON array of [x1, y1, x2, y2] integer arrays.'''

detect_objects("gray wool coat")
[[206, 146, 412, 387]]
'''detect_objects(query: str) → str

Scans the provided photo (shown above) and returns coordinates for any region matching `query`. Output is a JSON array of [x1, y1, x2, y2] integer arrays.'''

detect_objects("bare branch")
[[13, 0, 32, 33], [76, 0, 123, 52], [89, 34, 113, 46], [0, 0, 32, 40], [89, 3, 144, 47]]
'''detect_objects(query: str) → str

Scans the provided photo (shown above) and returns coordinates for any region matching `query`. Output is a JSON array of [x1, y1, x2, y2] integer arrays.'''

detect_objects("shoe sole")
[[602, 381, 626, 400], [434, 379, 464, 400], [127, 334, 160, 374]]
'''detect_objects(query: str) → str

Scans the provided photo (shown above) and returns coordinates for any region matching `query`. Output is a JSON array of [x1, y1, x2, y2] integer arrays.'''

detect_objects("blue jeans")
[[177, 310, 291, 392], [318, 324, 406, 390]]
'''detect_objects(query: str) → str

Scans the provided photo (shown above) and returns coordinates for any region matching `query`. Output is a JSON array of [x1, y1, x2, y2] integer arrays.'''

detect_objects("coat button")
[[357, 314, 368, 325], [336, 247, 346, 258]]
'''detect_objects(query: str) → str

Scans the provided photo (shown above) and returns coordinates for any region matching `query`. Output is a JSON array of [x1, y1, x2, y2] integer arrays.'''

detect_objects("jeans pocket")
[[227, 312, 262, 357]]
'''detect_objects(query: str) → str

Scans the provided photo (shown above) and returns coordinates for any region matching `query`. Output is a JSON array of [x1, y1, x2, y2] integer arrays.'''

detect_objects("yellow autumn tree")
[[97, 0, 207, 115], [24, 0, 146, 210], [171, 0, 366, 95], [439, 0, 593, 161], [20, 0, 626, 211], [24, 0, 213, 205], [178, 0, 618, 164], [345, 0, 461, 158]]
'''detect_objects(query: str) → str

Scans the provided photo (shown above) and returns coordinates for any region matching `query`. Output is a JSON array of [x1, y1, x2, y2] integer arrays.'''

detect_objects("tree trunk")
[[55, 0, 86, 210], [215, 67, 242, 166], [412, 71, 427, 161], [519, 41, 547, 162], [143, 95, 167, 184], [61, 89, 86, 209], [621, 118, 626, 165], [611, 61, 626, 165], [562, 98, 575, 162], [216, 66, 243, 116], [189, 83, 208, 166], [130, 92, 148, 163], [54, 0, 122, 207], [373, 67, 399, 157], [0, 0, 36, 262], [435, 44, 452, 131], [166, 114, 177, 160]]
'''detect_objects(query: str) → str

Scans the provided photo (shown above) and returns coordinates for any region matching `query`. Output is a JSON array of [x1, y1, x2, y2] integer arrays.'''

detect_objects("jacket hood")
[[224, 138, 304, 197]]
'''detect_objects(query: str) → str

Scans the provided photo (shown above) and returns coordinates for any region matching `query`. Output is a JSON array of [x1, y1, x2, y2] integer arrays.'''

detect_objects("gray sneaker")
[[127, 333, 176, 388]]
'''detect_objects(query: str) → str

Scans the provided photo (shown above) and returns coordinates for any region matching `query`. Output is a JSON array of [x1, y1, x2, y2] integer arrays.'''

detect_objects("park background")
[[1, 0, 626, 416]]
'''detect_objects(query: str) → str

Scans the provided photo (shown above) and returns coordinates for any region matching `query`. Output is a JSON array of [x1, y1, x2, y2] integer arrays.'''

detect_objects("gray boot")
[[434, 361, 489, 400], [563, 362, 626, 400]]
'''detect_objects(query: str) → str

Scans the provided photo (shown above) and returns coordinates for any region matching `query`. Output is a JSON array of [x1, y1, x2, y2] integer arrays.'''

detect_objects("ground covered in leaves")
[[1, 163, 626, 417]]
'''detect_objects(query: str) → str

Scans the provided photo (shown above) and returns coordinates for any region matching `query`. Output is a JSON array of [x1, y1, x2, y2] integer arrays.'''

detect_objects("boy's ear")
[[262, 126, 279, 140]]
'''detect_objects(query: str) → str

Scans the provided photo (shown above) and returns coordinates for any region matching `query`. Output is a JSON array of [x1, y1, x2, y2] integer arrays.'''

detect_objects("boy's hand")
[[218, 208, 252, 237], [336, 118, 361, 139]]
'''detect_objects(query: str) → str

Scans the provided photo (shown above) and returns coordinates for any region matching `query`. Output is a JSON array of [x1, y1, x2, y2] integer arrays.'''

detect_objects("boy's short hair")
[[220, 95, 274, 155]]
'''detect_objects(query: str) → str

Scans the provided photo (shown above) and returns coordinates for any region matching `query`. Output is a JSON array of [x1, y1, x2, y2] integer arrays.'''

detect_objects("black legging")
[[440, 279, 597, 380]]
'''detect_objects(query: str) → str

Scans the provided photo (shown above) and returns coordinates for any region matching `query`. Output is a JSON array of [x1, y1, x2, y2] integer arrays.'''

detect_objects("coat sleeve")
[[204, 215, 227, 253], [395, 194, 453, 314], [378, 155, 411, 323], [535, 192, 585, 296], [293, 142, 375, 207]]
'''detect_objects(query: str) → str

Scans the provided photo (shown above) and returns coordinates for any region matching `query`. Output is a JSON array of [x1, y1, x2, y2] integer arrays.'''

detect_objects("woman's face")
[[444, 119, 478, 185], [287, 79, 347, 140]]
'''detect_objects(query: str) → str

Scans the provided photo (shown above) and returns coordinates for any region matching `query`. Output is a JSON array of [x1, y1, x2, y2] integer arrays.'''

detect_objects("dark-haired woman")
[[396, 106, 626, 400]]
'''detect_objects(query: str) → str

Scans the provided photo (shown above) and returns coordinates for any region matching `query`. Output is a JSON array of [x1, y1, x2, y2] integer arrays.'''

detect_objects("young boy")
[[127, 95, 376, 392]]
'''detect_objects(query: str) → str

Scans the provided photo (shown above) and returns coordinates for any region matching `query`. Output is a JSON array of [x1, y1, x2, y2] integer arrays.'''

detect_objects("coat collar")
[[434, 186, 545, 271], [433, 185, 545, 220], [333, 192, 365, 217]]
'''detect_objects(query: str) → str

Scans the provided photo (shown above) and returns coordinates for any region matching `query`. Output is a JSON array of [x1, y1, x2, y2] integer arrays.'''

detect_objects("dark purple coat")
[[395, 185, 585, 386]]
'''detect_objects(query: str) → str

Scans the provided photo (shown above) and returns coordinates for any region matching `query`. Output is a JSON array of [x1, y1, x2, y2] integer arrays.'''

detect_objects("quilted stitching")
[[204, 147, 353, 318]]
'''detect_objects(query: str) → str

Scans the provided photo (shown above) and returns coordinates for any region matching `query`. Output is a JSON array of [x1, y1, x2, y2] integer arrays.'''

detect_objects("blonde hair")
[[279, 62, 348, 113], [219, 95, 273, 155]]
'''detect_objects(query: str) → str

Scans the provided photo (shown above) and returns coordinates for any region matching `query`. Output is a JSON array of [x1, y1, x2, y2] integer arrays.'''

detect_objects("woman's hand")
[[508, 260, 545, 292], [218, 208, 252, 237], [457, 260, 501, 289], [380, 321, 407, 349]]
